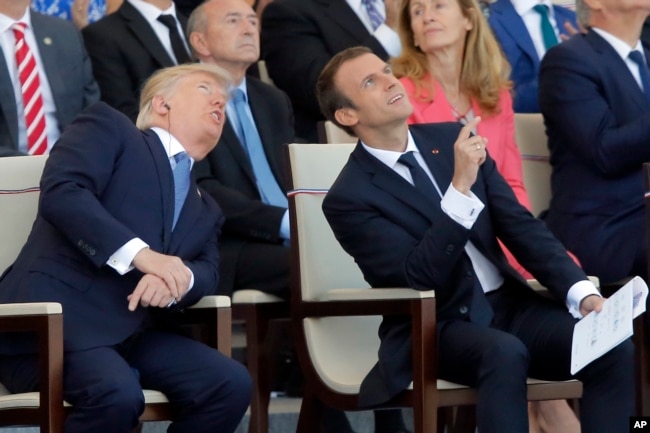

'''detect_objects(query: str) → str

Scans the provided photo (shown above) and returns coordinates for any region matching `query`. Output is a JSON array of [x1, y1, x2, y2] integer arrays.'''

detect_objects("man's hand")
[[385, 0, 401, 29], [131, 248, 190, 302], [579, 294, 605, 317], [127, 274, 175, 311], [451, 116, 487, 195], [560, 21, 585, 41], [71, 0, 90, 29]]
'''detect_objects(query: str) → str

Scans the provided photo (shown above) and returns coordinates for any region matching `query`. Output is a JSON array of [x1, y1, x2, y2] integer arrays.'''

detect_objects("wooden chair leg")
[[296, 390, 323, 433], [245, 308, 272, 433]]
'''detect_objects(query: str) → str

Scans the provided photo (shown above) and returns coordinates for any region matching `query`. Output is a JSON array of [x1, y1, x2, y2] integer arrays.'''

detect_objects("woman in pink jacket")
[[391, 0, 580, 432]]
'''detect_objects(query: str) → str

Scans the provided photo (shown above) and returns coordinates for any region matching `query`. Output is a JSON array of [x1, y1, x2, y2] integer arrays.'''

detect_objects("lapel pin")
[[43, 37, 53, 46], [432, 149, 439, 154]]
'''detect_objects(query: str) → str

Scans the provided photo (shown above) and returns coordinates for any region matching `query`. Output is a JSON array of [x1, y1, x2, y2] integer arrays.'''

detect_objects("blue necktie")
[[172, 152, 191, 229], [231, 89, 287, 208], [629, 50, 650, 105], [398, 151, 439, 201], [533, 5, 558, 51], [361, 0, 384, 31]]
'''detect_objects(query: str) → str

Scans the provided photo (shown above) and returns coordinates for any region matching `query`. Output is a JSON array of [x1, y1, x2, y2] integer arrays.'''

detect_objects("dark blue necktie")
[[172, 152, 190, 229], [629, 50, 650, 105], [231, 89, 287, 208], [398, 151, 439, 200]]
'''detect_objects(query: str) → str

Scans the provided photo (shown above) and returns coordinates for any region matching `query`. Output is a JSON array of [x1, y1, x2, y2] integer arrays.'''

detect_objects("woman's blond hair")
[[392, 0, 511, 115]]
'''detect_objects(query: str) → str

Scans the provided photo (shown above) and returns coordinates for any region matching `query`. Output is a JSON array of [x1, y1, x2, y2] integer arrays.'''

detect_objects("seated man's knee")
[[68, 371, 144, 416], [480, 333, 529, 377], [200, 356, 252, 413]]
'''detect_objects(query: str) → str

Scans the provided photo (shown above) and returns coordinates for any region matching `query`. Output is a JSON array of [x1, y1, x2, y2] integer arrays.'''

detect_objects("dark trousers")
[[437, 285, 635, 433], [0, 329, 252, 433]]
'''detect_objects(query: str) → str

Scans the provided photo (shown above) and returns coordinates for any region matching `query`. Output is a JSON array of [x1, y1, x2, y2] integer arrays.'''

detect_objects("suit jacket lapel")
[[32, 13, 65, 127], [144, 130, 174, 250], [491, 0, 538, 64], [587, 30, 649, 111], [119, 2, 176, 67], [247, 80, 288, 192], [317, 0, 378, 45], [0, 48, 18, 149]]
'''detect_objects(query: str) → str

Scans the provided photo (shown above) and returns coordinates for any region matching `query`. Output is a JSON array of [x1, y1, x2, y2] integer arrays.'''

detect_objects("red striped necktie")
[[13, 22, 47, 155]]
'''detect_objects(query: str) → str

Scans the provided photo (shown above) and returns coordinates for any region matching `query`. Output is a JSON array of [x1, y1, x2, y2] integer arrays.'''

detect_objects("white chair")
[[0, 155, 232, 433], [286, 142, 584, 433], [317, 120, 357, 144], [514, 113, 551, 217]]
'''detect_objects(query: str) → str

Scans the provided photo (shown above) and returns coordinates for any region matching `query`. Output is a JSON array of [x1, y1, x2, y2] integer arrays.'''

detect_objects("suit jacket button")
[[89, 249, 96, 256], [445, 244, 454, 255], [459, 305, 468, 315], [466, 271, 473, 279]]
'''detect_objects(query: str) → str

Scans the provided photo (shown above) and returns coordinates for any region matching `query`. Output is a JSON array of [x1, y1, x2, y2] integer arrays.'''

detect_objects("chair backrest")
[[318, 120, 357, 144], [514, 113, 551, 217], [256, 60, 275, 86], [288, 143, 380, 393], [0, 156, 47, 274]]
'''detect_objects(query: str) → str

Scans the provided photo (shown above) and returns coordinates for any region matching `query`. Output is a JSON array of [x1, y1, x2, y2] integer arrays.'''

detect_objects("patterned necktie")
[[231, 89, 287, 208], [172, 152, 191, 229], [361, 0, 384, 31], [532, 4, 558, 51], [157, 14, 191, 64], [398, 151, 439, 200], [629, 50, 650, 105], [12, 22, 47, 155]]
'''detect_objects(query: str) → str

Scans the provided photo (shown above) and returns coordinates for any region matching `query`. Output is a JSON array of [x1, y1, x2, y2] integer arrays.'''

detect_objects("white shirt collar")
[[150, 126, 194, 167], [592, 27, 644, 61], [361, 130, 419, 169], [511, 0, 555, 18], [0, 7, 32, 33], [127, 0, 177, 25]]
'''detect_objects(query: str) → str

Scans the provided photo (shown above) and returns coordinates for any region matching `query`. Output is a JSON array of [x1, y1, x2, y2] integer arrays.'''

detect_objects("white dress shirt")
[[592, 27, 646, 91], [0, 8, 60, 153]]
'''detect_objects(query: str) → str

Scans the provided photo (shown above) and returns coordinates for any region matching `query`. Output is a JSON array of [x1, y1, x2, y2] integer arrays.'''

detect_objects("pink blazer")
[[401, 75, 533, 277]]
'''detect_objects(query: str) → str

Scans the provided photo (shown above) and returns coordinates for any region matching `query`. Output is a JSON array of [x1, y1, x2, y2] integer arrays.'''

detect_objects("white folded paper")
[[570, 276, 648, 375]]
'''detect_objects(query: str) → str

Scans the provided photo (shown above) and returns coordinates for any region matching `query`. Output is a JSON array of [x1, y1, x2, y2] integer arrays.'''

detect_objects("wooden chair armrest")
[[0, 302, 64, 430], [176, 296, 232, 357], [325, 288, 435, 301]]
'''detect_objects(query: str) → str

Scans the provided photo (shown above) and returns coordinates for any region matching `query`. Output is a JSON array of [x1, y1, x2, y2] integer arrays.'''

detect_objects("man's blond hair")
[[136, 63, 232, 129]]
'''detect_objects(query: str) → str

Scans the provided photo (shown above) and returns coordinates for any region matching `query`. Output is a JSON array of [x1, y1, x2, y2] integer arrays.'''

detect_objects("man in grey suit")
[[0, 0, 99, 157]]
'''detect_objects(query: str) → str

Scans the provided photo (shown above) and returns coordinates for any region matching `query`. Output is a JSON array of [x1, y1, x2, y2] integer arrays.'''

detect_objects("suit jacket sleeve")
[[539, 35, 650, 175]]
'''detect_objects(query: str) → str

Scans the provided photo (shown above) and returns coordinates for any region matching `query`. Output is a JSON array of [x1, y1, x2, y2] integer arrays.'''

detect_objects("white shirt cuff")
[[374, 24, 402, 57], [440, 184, 485, 229], [566, 279, 601, 318], [107, 238, 149, 275]]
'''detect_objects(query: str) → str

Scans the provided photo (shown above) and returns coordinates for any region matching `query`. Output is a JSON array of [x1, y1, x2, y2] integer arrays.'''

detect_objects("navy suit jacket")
[[323, 123, 586, 406], [489, 0, 576, 113], [539, 31, 650, 283], [0, 102, 224, 353], [0, 11, 99, 157], [261, 0, 390, 142], [82, 1, 188, 122], [194, 77, 294, 293]]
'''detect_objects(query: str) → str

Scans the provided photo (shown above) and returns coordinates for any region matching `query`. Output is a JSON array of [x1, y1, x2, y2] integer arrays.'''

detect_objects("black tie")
[[398, 151, 439, 200], [629, 50, 650, 105], [157, 14, 191, 64]]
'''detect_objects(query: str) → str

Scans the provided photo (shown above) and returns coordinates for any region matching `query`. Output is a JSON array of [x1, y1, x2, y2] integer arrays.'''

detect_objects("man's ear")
[[334, 107, 359, 129], [151, 95, 168, 115], [189, 32, 208, 58]]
